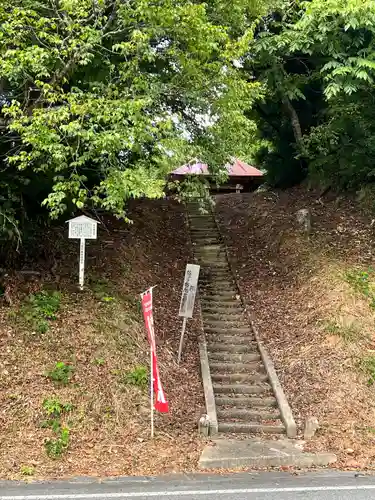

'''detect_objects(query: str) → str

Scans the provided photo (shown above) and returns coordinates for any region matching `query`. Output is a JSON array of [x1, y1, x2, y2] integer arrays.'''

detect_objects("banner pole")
[[150, 347, 154, 439], [177, 317, 188, 365]]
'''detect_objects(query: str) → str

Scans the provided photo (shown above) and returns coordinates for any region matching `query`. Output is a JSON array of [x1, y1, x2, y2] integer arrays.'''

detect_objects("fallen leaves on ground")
[[216, 187, 375, 469], [0, 199, 205, 480]]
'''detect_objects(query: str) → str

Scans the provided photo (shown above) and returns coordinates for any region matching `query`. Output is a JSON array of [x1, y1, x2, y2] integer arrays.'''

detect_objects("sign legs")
[[79, 237, 85, 290], [177, 317, 188, 365]]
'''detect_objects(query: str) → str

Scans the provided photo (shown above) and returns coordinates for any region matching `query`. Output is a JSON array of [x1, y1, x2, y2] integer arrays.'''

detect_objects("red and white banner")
[[141, 288, 169, 413]]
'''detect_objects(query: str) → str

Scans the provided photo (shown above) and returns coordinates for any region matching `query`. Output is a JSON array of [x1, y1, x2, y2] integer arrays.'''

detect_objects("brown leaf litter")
[[0, 199, 205, 480], [216, 187, 375, 470]]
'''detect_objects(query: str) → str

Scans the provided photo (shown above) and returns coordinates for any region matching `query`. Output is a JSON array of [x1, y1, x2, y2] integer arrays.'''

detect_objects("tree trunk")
[[282, 96, 303, 146]]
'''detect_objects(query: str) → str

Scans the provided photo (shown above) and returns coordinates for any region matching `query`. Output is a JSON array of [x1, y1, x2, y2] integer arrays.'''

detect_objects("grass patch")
[[90, 277, 117, 303], [344, 267, 375, 309], [19, 290, 61, 334], [46, 362, 75, 386], [324, 320, 362, 343], [20, 465, 35, 476], [92, 357, 105, 366], [41, 398, 73, 459], [360, 355, 375, 386], [122, 365, 148, 388]]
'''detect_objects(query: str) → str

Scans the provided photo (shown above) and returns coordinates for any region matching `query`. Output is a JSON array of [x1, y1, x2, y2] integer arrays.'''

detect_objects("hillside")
[[217, 187, 375, 468], [0, 200, 205, 479]]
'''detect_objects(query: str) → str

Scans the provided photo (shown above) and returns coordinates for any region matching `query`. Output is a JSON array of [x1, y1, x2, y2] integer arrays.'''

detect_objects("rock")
[[255, 183, 270, 194], [304, 416, 319, 439], [296, 208, 312, 234], [346, 448, 355, 454], [198, 414, 210, 437]]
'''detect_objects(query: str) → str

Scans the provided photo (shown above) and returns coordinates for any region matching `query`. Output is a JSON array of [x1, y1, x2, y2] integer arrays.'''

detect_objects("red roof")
[[171, 158, 263, 177]]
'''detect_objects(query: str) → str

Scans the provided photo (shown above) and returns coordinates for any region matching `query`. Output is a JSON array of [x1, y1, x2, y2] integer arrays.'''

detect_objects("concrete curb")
[[198, 341, 218, 435], [184, 205, 218, 436], [211, 207, 297, 439], [199, 451, 337, 470]]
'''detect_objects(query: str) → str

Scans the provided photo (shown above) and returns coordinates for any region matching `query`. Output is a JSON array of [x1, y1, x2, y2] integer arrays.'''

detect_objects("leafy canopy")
[[0, 0, 269, 228]]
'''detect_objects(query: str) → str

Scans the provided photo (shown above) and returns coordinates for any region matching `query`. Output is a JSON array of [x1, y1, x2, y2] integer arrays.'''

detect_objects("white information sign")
[[68, 215, 98, 239], [66, 215, 99, 290], [177, 263, 200, 364], [179, 263, 200, 318]]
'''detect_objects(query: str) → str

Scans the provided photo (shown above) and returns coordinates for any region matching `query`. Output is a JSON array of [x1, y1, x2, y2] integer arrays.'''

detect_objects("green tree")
[[0, 0, 270, 239], [247, 0, 375, 190]]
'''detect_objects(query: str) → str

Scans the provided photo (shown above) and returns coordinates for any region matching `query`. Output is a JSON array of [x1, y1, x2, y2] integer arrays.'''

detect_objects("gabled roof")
[[65, 215, 100, 224], [171, 158, 263, 177]]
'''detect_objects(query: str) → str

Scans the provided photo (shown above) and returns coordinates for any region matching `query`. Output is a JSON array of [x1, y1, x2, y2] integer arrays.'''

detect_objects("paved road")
[[1, 471, 375, 500]]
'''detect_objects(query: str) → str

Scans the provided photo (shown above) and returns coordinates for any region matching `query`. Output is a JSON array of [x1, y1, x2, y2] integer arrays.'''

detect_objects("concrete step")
[[207, 335, 257, 345], [213, 383, 271, 395], [194, 245, 224, 252], [209, 352, 261, 363], [192, 239, 220, 246], [204, 292, 238, 300], [200, 282, 236, 290], [218, 422, 285, 434], [202, 295, 240, 303], [198, 261, 228, 268], [210, 362, 264, 373], [207, 343, 258, 353], [204, 319, 249, 328], [216, 408, 281, 421], [211, 372, 268, 384], [200, 276, 233, 284], [201, 286, 237, 293], [202, 307, 243, 316], [203, 312, 246, 321], [201, 302, 241, 310], [204, 326, 251, 335], [215, 396, 277, 407]]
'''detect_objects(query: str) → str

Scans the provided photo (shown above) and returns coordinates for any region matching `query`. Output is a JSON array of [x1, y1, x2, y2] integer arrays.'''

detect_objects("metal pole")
[[79, 238, 85, 290], [177, 317, 188, 365], [150, 348, 154, 438]]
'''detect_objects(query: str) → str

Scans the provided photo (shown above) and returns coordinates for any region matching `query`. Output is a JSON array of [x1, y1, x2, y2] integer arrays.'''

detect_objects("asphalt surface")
[[1, 472, 375, 500]]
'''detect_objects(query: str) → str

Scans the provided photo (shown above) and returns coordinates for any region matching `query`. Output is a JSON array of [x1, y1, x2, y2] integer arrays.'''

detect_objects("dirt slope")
[[0, 200, 205, 479], [217, 187, 375, 468]]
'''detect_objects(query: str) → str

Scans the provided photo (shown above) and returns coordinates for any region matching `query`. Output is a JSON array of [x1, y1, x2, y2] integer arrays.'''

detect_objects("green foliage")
[[46, 362, 75, 386], [123, 366, 148, 388], [345, 268, 375, 309], [0, 0, 268, 246], [360, 356, 375, 386], [42, 398, 74, 417], [324, 320, 361, 343], [20, 465, 35, 476], [20, 290, 61, 334], [93, 357, 105, 366], [248, 0, 375, 191], [41, 398, 73, 459], [45, 427, 70, 459]]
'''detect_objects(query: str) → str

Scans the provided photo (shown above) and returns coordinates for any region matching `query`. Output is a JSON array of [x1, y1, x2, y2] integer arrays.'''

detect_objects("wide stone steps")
[[215, 395, 277, 407], [217, 408, 281, 421], [209, 352, 261, 363], [211, 372, 269, 383], [187, 202, 286, 437], [207, 335, 257, 344], [218, 423, 285, 434], [207, 343, 258, 353], [204, 326, 251, 335]]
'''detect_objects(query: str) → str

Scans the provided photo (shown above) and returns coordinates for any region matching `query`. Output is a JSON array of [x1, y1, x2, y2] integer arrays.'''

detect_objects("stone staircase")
[[188, 202, 288, 436]]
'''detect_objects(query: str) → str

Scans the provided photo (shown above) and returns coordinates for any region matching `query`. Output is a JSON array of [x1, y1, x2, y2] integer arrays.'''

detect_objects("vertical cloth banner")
[[141, 288, 169, 414]]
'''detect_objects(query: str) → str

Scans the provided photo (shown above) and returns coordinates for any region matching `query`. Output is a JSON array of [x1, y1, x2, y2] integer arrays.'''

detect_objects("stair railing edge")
[[184, 203, 219, 436]]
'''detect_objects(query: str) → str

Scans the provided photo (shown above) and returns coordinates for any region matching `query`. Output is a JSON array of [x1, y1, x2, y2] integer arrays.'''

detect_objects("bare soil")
[[0, 199, 205, 480], [216, 187, 375, 469]]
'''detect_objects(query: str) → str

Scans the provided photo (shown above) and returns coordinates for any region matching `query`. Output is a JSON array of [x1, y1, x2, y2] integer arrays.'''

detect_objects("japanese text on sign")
[[179, 264, 200, 318]]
